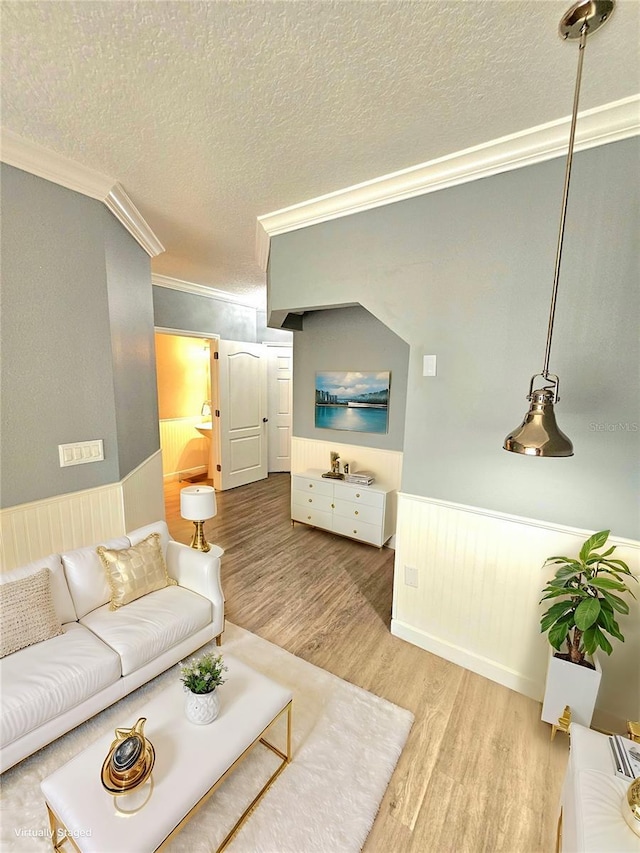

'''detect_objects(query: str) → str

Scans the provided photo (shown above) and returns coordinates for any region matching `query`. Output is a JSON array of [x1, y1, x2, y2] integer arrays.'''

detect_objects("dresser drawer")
[[332, 515, 382, 547], [292, 489, 333, 513], [333, 498, 383, 527], [292, 475, 334, 498], [333, 482, 385, 509], [292, 506, 333, 529]]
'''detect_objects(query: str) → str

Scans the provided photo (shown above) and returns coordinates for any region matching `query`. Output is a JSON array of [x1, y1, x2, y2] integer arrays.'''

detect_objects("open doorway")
[[155, 330, 218, 486]]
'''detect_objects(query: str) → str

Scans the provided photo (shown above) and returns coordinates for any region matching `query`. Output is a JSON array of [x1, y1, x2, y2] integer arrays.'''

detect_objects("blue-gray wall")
[[153, 286, 256, 341], [0, 164, 158, 507], [152, 287, 293, 346], [269, 138, 640, 538], [292, 306, 409, 451], [104, 217, 160, 477]]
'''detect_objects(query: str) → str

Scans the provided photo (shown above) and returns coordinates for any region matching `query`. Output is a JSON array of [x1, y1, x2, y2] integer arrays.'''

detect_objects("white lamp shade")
[[180, 485, 217, 521]]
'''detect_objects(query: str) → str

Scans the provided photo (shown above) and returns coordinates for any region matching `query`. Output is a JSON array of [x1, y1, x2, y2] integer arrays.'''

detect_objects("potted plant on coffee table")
[[180, 651, 228, 725], [539, 529, 637, 729]]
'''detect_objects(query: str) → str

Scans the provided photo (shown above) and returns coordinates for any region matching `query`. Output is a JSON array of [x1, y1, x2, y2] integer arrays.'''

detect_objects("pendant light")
[[503, 0, 614, 457]]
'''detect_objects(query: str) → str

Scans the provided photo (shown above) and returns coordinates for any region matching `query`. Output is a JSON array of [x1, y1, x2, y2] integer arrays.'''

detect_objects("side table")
[[559, 723, 640, 852]]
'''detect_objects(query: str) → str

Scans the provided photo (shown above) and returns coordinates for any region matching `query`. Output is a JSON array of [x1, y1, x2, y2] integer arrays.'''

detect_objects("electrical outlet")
[[404, 565, 419, 588]]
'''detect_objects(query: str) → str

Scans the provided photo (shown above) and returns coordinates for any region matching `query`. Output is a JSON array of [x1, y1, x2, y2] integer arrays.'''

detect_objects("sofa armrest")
[[166, 540, 225, 609]]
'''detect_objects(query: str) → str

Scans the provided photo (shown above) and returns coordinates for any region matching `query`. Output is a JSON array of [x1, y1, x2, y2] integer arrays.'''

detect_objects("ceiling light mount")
[[503, 0, 615, 458], [559, 0, 614, 40]]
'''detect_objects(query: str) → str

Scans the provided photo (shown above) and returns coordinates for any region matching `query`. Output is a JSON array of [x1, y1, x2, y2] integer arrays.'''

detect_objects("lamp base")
[[189, 521, 211, 552]]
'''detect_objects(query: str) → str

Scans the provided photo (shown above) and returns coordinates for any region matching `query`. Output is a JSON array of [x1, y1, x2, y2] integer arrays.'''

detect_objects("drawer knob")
[[353, 529, 358, 534], [354, 510, 359, 516], [356, 493, 360, 498], [331, 503, 335, 509], [308, 498, 313, 503], [308, 515, 312, 520], [309, 484, 313, 488]]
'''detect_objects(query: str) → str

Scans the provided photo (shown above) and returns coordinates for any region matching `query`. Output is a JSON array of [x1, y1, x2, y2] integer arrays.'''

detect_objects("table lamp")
[[180, 485, 217, 552]]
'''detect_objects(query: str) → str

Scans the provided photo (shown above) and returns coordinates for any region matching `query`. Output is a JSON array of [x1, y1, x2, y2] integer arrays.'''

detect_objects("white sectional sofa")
[[0, 520, 224, 773]]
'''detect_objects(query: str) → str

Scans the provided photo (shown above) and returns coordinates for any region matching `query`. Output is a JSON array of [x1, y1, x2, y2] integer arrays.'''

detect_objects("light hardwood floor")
[[165, 474, 568, 853]]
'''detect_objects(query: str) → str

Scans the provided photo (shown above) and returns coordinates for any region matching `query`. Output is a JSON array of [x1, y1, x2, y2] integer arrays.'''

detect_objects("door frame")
[[154, 327, 221, 487]]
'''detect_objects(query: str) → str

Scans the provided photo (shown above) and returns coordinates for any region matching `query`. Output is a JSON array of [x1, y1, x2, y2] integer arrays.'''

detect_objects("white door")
[[266, 344, 293, 472], [216, 340, 268, 490]]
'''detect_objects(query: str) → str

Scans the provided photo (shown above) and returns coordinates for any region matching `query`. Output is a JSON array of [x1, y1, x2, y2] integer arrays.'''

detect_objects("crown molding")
[[256, 95, 640, 270], [1, 129, 164, 258], [255, 219, 271, 275], [105, 184, 165, 257], [151, 273, 256, 308]]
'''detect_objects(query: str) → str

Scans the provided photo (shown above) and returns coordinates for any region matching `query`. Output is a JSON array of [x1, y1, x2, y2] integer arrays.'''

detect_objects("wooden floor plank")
[[164, 473, 567, 852]]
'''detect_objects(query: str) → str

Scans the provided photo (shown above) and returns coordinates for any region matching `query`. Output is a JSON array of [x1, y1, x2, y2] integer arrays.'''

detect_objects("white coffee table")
[[40, 654, 292, 853]]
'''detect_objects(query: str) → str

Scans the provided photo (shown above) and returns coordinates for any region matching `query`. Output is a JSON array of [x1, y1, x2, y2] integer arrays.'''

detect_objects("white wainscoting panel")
[[291, 437, 402, 488], [0, 484, 125, 571], [159, 418, 208, 481], [0, 451, 166, 571], [391, 493, 640, 727], [122, 450, 165, 533]]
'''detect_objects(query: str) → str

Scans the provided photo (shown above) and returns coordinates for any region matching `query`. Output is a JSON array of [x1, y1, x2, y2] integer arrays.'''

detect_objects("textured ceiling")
[[2, 0, 639, 307]]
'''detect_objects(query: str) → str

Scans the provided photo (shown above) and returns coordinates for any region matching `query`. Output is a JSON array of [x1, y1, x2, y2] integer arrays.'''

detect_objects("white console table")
[[291, 469, 395, 547], [559, 724, 639, 852]]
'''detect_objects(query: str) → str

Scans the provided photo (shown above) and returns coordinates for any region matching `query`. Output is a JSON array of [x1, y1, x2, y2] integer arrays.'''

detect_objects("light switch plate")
[[58, 439, 104, 467], [423, 355, 437, 377]]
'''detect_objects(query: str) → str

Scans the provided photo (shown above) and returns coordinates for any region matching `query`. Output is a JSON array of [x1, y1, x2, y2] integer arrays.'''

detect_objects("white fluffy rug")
[[1, 623, 413, 853]]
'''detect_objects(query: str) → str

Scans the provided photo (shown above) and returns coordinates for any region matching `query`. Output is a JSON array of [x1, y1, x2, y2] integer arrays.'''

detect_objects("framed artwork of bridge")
[[314, 371, 390, 434]]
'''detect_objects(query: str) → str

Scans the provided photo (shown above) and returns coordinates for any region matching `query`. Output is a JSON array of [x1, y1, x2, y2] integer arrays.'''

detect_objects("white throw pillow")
[[0, 568, 63, 658]]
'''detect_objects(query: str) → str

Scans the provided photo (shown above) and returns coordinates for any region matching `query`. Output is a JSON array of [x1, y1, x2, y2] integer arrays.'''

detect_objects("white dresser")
[[291, 469, 395, 547]]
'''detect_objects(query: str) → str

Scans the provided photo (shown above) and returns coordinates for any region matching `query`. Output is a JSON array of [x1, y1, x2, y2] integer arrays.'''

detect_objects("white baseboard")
[[162, 466, 208, 483], [390, 618, 541, 701]]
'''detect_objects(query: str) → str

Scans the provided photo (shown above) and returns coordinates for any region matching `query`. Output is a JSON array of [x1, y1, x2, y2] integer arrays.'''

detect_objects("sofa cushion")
[[0, 555, 77, 625], [80, 585, 212, 676], [0, 622, 121, 748], [0, 568, 64, 658], [97, 532, 176, 610], [127, 520, 171, 562], [62, 537, 130, 619]]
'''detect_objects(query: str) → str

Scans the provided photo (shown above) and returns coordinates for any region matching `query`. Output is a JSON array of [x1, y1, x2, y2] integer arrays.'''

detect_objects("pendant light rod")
[[542, 20, 589, 379], [503, 0, 614, 458]]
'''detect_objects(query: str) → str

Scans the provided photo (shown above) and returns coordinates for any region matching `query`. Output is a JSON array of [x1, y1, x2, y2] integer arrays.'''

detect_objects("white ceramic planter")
[[185, 689, 220, 725], [541, 649, 602, 727]]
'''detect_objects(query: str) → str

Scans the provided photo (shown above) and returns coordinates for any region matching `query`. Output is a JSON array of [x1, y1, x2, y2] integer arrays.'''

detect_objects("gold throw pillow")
[[97, 533, 176, 611], [0, 568, 63, 658]]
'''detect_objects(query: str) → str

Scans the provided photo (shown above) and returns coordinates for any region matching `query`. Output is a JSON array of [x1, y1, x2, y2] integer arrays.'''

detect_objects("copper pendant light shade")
[[503, 0, 614, 458]]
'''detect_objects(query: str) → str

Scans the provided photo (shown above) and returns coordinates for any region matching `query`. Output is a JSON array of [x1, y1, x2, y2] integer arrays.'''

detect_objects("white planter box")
[[541, 650, 602, 728]]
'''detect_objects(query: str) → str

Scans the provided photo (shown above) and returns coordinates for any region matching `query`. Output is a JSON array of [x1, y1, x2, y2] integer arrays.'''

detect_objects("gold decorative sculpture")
[[101, 717, 155, 794], [627, 720, 640, 744], [551, 705, 572, 741], [623, 777, 640, 839], [322, 451, 344, 480]]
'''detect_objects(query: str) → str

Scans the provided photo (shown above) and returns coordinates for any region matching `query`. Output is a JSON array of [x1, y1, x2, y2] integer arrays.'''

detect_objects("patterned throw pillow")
[[0, 568, 64, 658], [97, 532, 176, 611]]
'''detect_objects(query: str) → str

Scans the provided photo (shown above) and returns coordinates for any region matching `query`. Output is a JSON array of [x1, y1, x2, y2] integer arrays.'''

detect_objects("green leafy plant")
[[180, 652, 228, 694], [540, 530, 637, 665]]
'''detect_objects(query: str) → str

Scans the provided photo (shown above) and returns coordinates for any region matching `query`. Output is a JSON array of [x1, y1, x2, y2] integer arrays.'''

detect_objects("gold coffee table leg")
[[46, 804, 80, 853], [218, 701, 292, 852]]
